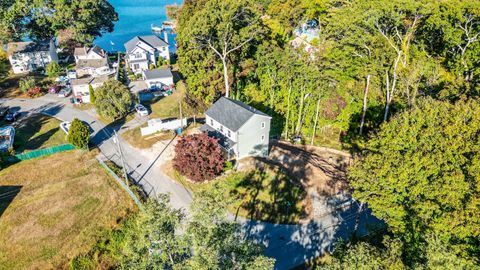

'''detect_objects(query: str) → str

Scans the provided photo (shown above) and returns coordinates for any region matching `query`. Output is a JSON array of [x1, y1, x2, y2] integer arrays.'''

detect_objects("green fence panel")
[[6, 144, 75, 162]]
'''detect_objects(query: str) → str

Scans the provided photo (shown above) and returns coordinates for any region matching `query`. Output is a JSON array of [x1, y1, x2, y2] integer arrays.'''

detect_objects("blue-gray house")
[[200, 97, 271, 159]]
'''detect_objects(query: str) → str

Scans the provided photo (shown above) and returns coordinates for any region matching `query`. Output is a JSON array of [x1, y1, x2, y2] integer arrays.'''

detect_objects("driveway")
[[0, 96, 383, 270]]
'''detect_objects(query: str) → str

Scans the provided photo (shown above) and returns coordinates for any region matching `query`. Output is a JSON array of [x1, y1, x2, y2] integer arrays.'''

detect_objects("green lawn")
[[11, 114, 67, 153], [144, 82, 187, 119], [122, 125, 175, 149], [0, 150, 136, 269], [164, 162, 308, 224]]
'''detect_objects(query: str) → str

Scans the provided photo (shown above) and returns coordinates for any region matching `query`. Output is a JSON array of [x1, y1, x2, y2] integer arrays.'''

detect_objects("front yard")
[[10, 114, 66, 153], [163, 161, 308, 224], [0, 150, 136, 269]]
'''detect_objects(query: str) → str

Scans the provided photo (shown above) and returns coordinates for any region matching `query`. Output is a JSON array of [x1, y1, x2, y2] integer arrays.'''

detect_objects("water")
[[94, 0, 182, 52]]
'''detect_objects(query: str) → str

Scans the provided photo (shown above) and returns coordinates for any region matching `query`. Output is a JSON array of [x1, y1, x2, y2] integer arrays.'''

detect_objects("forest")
[[174, 0, 480, 268], [175, 0, 479, 147]]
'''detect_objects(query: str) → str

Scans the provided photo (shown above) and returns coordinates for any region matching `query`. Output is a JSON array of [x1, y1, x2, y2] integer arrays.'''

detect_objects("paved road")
[[0, 96, 382, 270], [0, 96, 193, 210]]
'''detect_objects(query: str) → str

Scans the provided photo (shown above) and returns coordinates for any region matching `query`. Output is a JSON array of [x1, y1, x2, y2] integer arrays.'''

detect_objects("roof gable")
[[205, 97, 270, 132], [124, 35, 168, 53], [143, 68, 173, 80]]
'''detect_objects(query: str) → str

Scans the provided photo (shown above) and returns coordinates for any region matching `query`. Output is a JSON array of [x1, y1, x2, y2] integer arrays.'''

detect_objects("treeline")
[[175, 0, 479, 145], [175, 0, 480, 268]]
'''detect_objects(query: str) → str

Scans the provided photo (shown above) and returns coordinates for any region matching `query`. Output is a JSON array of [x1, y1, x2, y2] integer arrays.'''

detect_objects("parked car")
[[0, 106, 9, 118], [58, 87, 72, 97], [60, 121, 71, 135], [48, 84, 61, 93], [5, 110, 20, 122], [135, 104, 149, 117]]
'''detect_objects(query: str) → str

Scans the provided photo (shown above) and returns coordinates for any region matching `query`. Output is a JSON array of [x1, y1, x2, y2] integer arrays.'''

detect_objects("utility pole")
[[113, 130, 129, 185], [179, 101, 183, 128]]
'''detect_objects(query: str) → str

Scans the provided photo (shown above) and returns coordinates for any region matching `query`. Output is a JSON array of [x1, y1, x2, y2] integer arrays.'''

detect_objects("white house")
[[71, 75, 110, 103], [73, 45, 112, 78], [199, 97, 272, 159], [142, 68, 174, 89], [124, 35, 169, 74], [6, 40, 58, 74]]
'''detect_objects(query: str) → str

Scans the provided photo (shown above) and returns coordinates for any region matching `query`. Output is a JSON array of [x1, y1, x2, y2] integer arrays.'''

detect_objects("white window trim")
[[261, 122, 266, 129], [261, 135, 265, 141]]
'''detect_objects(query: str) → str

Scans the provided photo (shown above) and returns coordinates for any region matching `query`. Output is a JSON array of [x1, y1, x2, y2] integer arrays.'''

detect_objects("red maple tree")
[[173, 133, 226, 182]]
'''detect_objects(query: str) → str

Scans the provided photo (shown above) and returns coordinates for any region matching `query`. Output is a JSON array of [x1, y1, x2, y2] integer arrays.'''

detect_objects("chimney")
[[163, 31, 169, 44]]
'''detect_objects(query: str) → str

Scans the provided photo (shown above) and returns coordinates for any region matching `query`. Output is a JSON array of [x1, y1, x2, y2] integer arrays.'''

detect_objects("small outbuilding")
[[142, 68, 174, 89]]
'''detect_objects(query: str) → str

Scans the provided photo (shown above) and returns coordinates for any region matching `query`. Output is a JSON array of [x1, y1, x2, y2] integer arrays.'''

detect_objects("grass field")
[[11, 114, 66, 153], [0, 150, 136, 269], [163, 162, 308, 224]]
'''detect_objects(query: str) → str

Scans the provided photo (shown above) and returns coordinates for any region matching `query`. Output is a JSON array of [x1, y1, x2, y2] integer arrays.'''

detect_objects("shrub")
[[173, 133, 225, 182], [19, 76, 36, 93], [46, 61, 62, 77], [149, 63, 156, 70], [88, 84, 96, 103], [26, 86, 43, 98], [94, 79, 133, 120], [67, 118, 91, 149]]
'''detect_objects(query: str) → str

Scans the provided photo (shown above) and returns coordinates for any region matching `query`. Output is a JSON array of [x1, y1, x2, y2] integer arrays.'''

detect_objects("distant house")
[[71, 75, 110, 103], [200, 97, 271, 159], [6, 40, 58, 74], [291, 19, 320, 54], [73, 45, 112, 78], [124, 35, 170, 74], [142, 68, 174, 89]]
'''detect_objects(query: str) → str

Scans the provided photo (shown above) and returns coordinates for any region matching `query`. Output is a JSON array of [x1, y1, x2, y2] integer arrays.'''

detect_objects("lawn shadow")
[[13, 113, 64, 153], [0, 185, 22, 218], [232, 159, 309, 224]]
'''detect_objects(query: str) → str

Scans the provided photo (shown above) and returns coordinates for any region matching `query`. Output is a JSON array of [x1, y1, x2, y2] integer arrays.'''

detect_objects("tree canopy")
[[348, 98, 480, 263], [0, 0, 118, 45], [94, 79, 133, 120]]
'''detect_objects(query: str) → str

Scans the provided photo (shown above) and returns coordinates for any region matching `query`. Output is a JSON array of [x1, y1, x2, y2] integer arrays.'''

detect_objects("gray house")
[[200, 97, 271, 159]]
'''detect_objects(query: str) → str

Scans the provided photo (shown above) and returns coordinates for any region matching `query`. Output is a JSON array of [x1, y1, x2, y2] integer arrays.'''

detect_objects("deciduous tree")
[[348, 98, 480, 259], [173, 133, 225, 182], [46, 62, 62, 78], [94, 79, 133, 120]]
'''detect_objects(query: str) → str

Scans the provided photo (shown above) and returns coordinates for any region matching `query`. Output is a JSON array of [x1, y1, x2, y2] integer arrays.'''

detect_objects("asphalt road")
[[0, 95, 383, 270]]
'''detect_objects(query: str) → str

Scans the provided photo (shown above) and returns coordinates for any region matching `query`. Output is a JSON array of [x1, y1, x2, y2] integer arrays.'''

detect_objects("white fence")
[[141, 118, 187, 136]]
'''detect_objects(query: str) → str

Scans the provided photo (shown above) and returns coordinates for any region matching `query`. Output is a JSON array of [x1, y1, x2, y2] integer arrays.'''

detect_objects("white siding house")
[[7, 40, 58, 74], [142, 68, 174, 88], [124, 35, 169, 74], [200, 97, 271, 159]]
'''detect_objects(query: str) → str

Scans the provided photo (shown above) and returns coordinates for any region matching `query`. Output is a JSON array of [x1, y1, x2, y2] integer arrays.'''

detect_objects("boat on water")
[[151, 24, 163, 32], [151, 21, 177, 33]]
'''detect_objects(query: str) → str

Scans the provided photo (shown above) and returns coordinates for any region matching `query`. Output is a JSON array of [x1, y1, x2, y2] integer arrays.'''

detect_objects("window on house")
[[220, 126, 223, 132], [227, 130, 231, 137], [261, 135, 265, 141], [210, 119, 214, 126], [261, 122, 266, 129], [135, 52, 141, 58], [133, 64, 139, 70]]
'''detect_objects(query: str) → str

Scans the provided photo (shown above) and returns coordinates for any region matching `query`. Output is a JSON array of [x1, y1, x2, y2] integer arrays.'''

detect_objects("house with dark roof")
[[124, 35, 169, 73], [6, 39, 58, 74], [200, 97, 271, 159], [142, 68, 174, 88]]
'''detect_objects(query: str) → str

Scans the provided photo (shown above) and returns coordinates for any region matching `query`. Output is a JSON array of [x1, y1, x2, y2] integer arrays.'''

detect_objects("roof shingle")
[[205, 97, 270, 132]]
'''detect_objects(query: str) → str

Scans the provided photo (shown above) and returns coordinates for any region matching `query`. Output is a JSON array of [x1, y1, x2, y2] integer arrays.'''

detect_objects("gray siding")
[[236, 114, 271, 159]]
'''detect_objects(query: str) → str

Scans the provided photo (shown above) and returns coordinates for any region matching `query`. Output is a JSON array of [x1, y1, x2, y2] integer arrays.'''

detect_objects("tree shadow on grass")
[[230, 164, 308, 224], [13, 114, 63, 153], [0, 185, 22, 218]]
